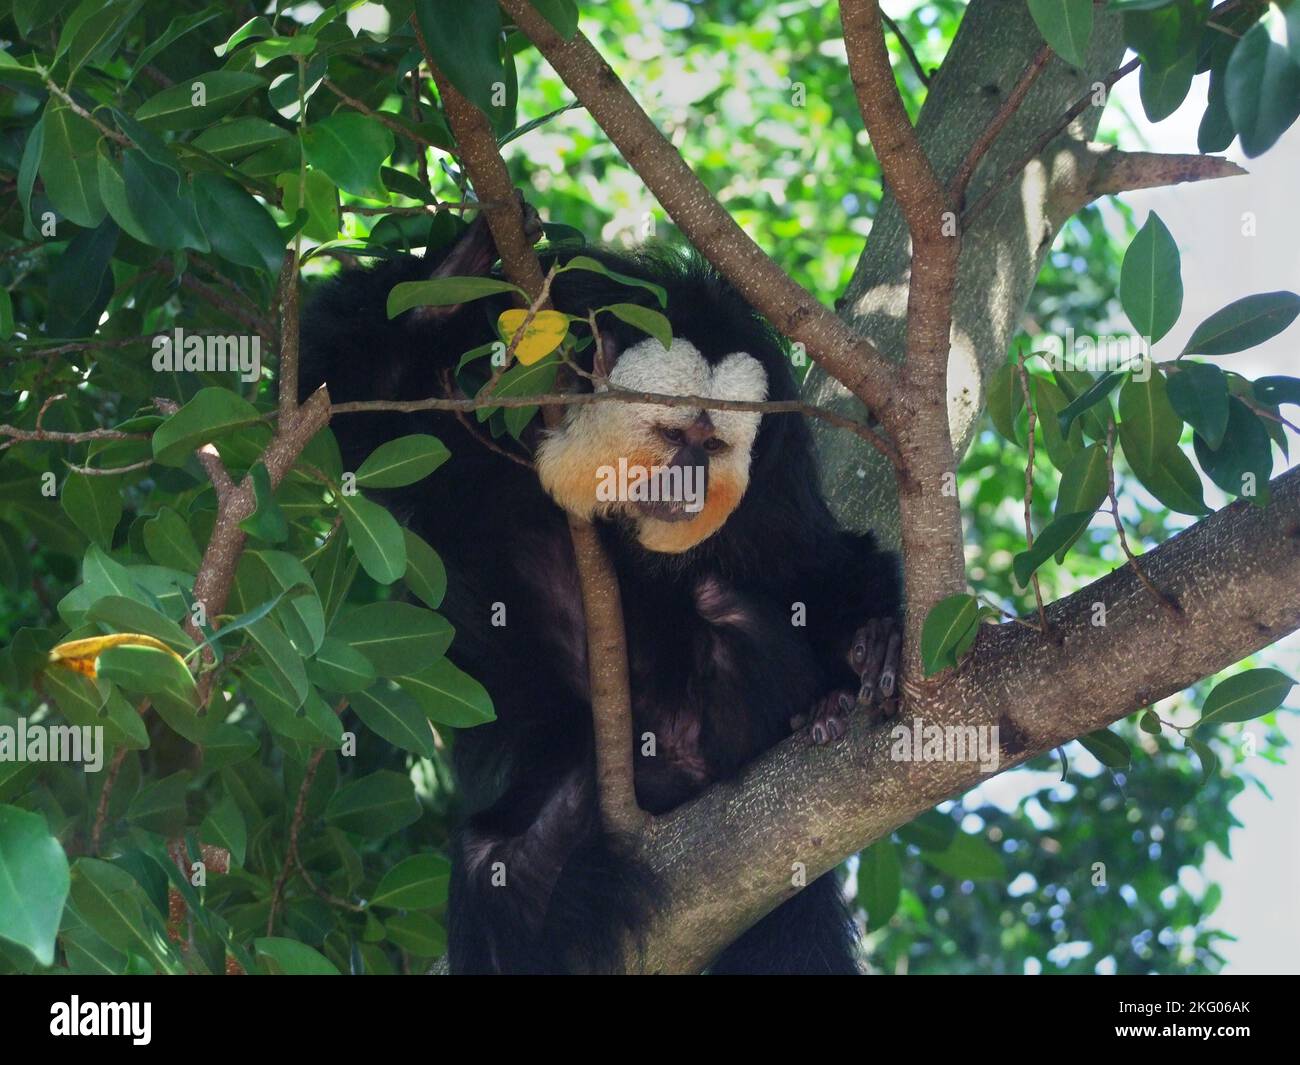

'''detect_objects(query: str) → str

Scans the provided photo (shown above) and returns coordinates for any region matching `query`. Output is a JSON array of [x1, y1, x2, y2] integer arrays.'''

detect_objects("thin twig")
[[880, 10, 930, 87], [323, 78, 442, 151], [63, 457, 153, 477], [963, 56, 1141, 225], [332, 386, 898, 462], [1015, 353, 1049, 631], [42, 76, 132, 148], [91, 746, 129, 853], [949, 44, 1053, 210]]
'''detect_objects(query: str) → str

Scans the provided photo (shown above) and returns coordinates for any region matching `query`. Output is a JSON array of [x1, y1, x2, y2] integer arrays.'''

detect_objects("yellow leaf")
[[48, 633, 185, 679], [498, 308, 569, 366]]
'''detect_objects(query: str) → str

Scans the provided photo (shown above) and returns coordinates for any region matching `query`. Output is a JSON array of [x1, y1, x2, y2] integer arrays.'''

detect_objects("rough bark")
[[804, 0, 1127, 547]]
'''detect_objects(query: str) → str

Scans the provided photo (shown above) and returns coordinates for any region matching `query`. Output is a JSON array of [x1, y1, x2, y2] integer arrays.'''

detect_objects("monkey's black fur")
[[300, 232, 900, 974]]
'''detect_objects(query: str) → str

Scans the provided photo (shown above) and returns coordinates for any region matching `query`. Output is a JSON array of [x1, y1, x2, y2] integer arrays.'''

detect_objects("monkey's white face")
[[536, 337, 767, 553]]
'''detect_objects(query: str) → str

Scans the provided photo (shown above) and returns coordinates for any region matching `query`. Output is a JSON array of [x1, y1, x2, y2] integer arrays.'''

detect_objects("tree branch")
[[635, 466, 1300, 972], [841, 0, 967, 666], [415, 14, 644, 833], [497, 0, 898, 417], [1085, 148, 1247, 198]]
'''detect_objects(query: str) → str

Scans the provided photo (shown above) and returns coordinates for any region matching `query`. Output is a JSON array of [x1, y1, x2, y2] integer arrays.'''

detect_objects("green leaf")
[[987, 361, 1025, 442], [857, 838, 901, 928], [1078, 727, 1131, 768], [1057, 371, 1123, 438], [312, 530, 358, 626], [1120, 212, 1182, 343], [1013, 511, 1094, 586], [918, 832, 1006, 882], [395, 658, 496, 728], [0, 805, 70, 967], [242, 672, 339, 746], [1180, 291, 1300, 356], [1139, 709, 1162, 735], [384, 911, 447, 957], [1199, 668, 1295, 726], [371, 854, 451, 910], [558, 255, 669, 306], [17, 113, 45, 235], [895, 809, 959, 851], [600, 303, 673, 350], [194, 117, 289, 161], [1034, 377, 1083, 471], [98, 645, 205, 743], [244, 551, 325, 656], [402, 529, 447, 610], [333, 602, 454, 677], [254, 937, 340, 975], [152, 387, 263, 466], [47, 218, 118, 338], [62, 0, 141, 79], [1139, 47, 1195, 121], [39, 101, 106, 228], [1166, 362, 1229, 448], [387, 277, 523, 318], [1119, 427, 1208, 515], [1186, 736, 1218, 786], [122, 149, 209, 252], [125, 770, 190, 835], [1225, 10, 1300, 157], [85, 596, 192, 654], [1117, 371, 1182, 469], [1255, 376, 1300, 408], [215, 15, 274, 57], [306, 637, 376, 694], [199, 795, 247, 867], [238, 462, 289, 543], [338, 494, 407, 585], [356, 435, 451, 489], [61, 472, 121, 550], [277, 169, 338, 242], [302, 112, 394, 199], [143, 508, 201, 571], [243, 617, 309, 710], [351, 683, 436, 757], [531, 0, 580, 38], [1027, 0, 1094, 67], [1052, 444, 1109, 561], [413, 0, 506, 119], [125, 8, 220, 87], [135, 70, 265, 130], [919, 593, 979, 677], [1192, 397, 1273, 505], [193, 173, 284, 274], [325, 770, 421, 838], [69, 858, 182, 974]]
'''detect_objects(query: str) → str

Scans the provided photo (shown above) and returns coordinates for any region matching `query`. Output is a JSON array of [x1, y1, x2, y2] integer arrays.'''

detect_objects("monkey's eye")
[[703, 437, 728, 453], [659, 426, 687, 444]]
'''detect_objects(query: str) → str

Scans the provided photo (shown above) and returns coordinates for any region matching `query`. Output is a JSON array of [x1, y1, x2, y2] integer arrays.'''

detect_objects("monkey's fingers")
[[800, 690, 856, 746], [853, 617, 902, 715]]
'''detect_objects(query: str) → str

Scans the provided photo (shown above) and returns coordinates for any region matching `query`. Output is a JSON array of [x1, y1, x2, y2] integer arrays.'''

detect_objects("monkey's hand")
[[790, 617, 902, 746], [849, 617, 901, 715]]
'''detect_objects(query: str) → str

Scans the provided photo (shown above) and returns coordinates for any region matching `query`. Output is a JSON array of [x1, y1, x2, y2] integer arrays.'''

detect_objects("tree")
[[0, 0, 1296, 975]]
